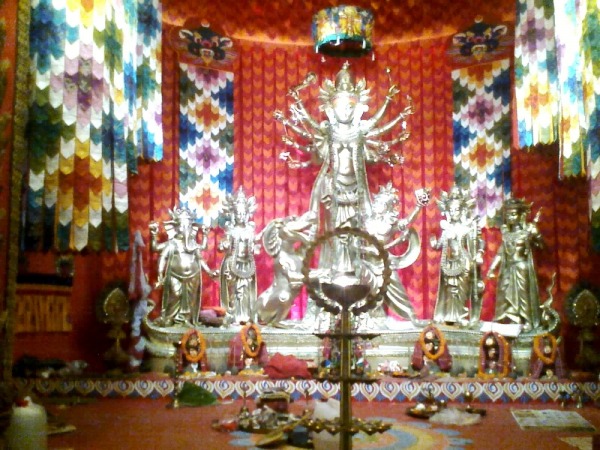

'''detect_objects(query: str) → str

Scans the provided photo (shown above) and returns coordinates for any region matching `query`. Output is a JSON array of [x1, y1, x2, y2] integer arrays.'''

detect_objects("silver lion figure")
[[149, 207, 215, 327], [218, 188, 261, 325], [487, 198, 544, 331], [257, 211, 316, 327], [430, 187, 485, 326]]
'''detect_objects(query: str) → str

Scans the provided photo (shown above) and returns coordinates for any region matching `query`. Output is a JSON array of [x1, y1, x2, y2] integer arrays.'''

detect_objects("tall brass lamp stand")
[[302, 228, 392, 450]]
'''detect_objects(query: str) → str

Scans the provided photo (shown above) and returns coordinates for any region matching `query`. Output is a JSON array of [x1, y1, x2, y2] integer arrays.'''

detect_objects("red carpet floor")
[[42, 397, 600, 450]]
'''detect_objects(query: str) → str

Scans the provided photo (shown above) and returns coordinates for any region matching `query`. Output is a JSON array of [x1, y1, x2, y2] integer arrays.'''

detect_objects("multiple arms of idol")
[[273, 69, 413, 168]]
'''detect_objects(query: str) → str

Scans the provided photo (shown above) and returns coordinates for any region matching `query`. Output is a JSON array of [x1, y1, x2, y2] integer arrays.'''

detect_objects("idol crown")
[[171, 206, 194, 222]]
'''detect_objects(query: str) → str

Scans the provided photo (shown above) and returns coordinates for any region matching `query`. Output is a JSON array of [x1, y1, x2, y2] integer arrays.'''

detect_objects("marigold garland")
[[477, 332, 511, 379], [533, 333, 557, 366], [419, 326, 446, 361], [241, 323, 262, 358], [181, 330, 206, 363]]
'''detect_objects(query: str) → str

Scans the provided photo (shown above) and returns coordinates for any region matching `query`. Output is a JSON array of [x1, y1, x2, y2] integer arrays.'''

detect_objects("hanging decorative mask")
[[171, 20, 237, 68], [447, 16, 513, 66]]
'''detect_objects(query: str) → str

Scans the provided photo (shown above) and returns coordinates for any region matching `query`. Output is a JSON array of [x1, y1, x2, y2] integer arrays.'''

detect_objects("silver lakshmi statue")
[[218, 188, 261, 326]]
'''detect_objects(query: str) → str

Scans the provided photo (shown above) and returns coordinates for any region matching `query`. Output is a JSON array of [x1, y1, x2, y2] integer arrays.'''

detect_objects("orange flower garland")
[[419, 326, 446, 361], [241, 323, 262, 358], [477, 332, 511, 379], [181, 330, 206, 363], [533, 333, 558, 366]]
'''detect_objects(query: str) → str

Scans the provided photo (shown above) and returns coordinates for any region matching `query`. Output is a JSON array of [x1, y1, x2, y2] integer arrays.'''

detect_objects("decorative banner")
[[24, 0, 163, 251], [178, 64, 234, 226], [514, 0, 559, 148], [452, 59, 512, 225], [98, 0, 133, 252], [136, 0, 164, 162], [554, 0, 586, 178], [447, 16, 513, 68], [15, 275, 73, 333], [515, 0, 600, 249], [25, 0, 66, 251], [581, 1, 600, 250], [170, 21, 236, 70]]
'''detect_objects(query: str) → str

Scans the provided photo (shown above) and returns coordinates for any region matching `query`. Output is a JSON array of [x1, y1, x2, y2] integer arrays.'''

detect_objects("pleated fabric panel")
[[452, 59, 512, 226], [24, 0, 163, 251], [581, 1, 600, 250], [178, 65, 234, 227], [514, 0, 559, 148], [554, 0, 586, 178], [136, 0, 163, 162], [515, 0, 600, 250], [26, 0, 67, 251]]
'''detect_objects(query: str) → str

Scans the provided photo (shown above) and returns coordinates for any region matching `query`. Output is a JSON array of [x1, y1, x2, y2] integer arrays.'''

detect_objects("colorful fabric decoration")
[[515, 0, 600, 249], [312, 6, 374, 57], [514, 0, 559, 148], [178, 64, 234, 226], [447, 17, 513, 67], [554, 0, 586, 178], [101, 0, 135, 252], [452, 59, 512, 225], [581, 1, 600, 250], [24, 0, 163, 251], [136, 0, 164, 162], [20, 376, 600, 402]]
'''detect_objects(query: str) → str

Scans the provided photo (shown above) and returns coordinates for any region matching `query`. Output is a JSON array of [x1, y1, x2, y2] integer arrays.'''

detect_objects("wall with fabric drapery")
[[97, 35, 598, 328], [99, 38, 461, 322], [10, 1, 600, 367]]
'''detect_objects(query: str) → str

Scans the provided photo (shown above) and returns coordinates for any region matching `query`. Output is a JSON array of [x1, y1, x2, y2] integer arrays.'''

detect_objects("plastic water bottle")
[[5, 396, 48, 450]]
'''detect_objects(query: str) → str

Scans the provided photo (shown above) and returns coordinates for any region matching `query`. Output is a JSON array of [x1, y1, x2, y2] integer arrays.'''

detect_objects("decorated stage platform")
[[143, 319, 560, 376], [37, 312, 590, 405], [15, 376, 600, 404]]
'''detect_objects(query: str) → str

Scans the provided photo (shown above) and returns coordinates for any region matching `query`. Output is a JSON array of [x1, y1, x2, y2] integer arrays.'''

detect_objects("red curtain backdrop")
[[96, 35, 599, 329], [95, 39, 429, 318]]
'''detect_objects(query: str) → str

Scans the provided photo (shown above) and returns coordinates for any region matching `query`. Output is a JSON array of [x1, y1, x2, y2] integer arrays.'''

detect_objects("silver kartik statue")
[[218, 188, 261, 325], [487, 198, 544, 331], [273, 62, 422, 327], [430, 186, 485, 326], [149, 207, 217, 327], [361, 183, 430, 324]]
